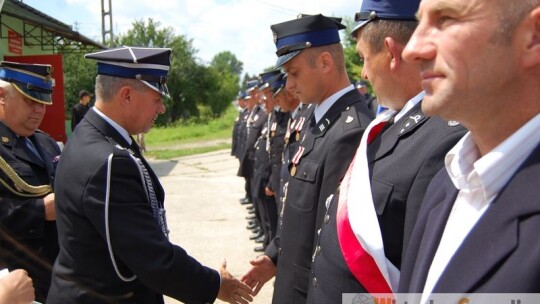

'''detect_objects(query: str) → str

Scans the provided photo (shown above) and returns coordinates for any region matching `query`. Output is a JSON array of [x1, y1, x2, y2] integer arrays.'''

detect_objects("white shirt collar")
[[394, 91, 425, 122], [313, 84, 354, 123], [91, 107, 132, 145], [446, 113, 540, 203]]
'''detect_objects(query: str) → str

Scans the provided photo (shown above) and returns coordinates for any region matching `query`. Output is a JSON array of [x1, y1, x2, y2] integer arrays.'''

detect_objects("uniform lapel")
[[301, 89, 359, 158], [434, 144, 540, 292], [85, 109, 165, 202], [30, 135, 54, 174], [407, 173, 458, 292], [369, 102, 428, 162]]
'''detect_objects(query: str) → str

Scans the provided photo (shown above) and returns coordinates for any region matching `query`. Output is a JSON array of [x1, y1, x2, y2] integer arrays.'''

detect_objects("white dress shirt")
[[421, 113, 540, 303]]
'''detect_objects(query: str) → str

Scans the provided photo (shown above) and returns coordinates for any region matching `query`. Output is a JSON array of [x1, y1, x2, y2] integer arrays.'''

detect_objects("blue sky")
[[21, 0, 360, 76]]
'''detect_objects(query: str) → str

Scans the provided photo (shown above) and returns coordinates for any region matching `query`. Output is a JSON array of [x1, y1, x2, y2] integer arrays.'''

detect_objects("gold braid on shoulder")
[[0, 155, 52, 197]]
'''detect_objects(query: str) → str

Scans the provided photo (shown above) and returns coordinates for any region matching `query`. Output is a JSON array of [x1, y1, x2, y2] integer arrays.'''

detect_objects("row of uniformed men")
[[235, 1, 466, 304]]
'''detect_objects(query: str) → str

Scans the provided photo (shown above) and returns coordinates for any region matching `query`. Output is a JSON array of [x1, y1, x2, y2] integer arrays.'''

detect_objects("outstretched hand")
[[240, 255, 276, 296], [217, 259, 254, 304]]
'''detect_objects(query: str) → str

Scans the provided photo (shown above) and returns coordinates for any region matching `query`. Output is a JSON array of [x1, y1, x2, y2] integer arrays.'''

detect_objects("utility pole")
[[101, 0, 113, 47]]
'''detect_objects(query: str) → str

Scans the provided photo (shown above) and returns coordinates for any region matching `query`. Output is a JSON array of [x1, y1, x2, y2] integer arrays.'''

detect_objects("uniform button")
[[324, 215, 330, 224], [312, 277, 318, 288], [278, 248, 283, 255], [303, 172, 307, 177], [28, 228, 37, 234]]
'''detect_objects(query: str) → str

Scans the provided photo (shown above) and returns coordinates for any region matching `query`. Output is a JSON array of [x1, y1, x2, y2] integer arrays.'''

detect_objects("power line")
[[255, 0, 299, 16]]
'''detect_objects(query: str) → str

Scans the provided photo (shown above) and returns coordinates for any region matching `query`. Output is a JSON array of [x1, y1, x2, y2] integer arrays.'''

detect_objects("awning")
[[0, 0, 106, 53]]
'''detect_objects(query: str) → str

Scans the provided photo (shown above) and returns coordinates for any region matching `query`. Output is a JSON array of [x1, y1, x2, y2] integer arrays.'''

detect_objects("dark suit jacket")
[[265, 105, 315, 264], [399, 143, 540, 294], [238, 106, 267, 178], [71, 102, 90, 131], [0, 122, 60, 302], [271, 89, 374, 304], [306, 103, 466, 303], [267, 110, 290, 194], [48, 109, 220, 304], [235, 109, 250, 161]]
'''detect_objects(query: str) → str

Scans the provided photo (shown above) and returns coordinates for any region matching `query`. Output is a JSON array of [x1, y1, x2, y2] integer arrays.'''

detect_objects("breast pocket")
[[289, 158, 319, 211], [371, 178, 394, 215]]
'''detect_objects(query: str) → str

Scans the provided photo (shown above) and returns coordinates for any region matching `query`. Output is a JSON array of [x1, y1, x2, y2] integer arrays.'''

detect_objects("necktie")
[[24, 138, 44, 164], [130, 141, 169, 238]]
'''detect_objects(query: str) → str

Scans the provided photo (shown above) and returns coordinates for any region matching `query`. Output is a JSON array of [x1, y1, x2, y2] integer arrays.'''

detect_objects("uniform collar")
[[91, 107, 132, 145]]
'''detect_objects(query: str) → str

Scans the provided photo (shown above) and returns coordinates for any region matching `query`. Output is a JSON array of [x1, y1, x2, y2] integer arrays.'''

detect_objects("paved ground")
[[148, 150, 274, 304]]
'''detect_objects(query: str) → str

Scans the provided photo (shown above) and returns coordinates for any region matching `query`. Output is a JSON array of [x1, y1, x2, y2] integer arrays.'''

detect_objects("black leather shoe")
[[249, 230, 263, 240], [254, 246, 265, 252], [240, 198, 251, 205], [246, 222, 259, 230], [255, 235, 265, 243]]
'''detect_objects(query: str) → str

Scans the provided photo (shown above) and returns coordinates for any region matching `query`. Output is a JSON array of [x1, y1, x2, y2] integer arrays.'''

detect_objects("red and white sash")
[[336, 109, 399, 294]]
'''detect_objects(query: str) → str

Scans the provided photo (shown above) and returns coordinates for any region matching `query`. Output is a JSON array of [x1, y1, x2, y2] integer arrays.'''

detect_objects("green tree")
[[62, 53, 97, 117], [342, 16, 364, 83], [204, 52, 243, 116], [210, 51, 243, 76], [115, 18, 202, 125]]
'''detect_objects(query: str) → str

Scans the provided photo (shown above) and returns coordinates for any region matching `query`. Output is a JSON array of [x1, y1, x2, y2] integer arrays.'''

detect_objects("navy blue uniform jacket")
[[399, 143, 540, 294], [48, 109, 220, 304]]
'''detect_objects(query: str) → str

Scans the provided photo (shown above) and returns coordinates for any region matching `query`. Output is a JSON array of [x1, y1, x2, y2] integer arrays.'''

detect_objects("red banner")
[[8, 29, 23, 55]]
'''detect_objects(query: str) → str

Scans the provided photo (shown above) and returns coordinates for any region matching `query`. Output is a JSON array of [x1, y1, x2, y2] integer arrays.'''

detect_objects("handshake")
[[218, 256, 276, 303]]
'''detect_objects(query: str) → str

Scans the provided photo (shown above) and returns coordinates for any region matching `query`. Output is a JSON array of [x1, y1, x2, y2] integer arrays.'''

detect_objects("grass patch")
[[145, 142, 231, 159], [145, 105, 237, 147], [143, 105, 237, 159]]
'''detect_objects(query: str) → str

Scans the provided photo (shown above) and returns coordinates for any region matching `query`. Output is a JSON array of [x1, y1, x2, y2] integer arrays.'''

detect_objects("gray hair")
[[95, 75, 148, 102], [493, 0, 540, 44]]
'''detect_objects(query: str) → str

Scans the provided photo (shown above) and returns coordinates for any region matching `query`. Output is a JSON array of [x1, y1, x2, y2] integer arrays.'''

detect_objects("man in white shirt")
[[399, 0, 540, 299]]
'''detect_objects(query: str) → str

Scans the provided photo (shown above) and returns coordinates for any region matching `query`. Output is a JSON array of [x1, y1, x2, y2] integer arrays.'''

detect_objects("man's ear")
[[119, 86, 132, 105], [319, 51, 333, 73], [522, 7, 540, 68], [385, 37, 403, 71], [0, 88, 6, 106]]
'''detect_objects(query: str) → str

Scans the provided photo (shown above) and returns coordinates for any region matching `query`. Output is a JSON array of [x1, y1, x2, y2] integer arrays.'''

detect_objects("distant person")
[[355, 80, 378, 114], [70, 89, 92, 131], [0, 269, 35, 304], [0, 61, 60, 302], [48, 46, 253, 304]]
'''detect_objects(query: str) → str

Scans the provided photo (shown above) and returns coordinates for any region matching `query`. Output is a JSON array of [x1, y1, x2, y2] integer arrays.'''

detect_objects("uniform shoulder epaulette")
[[341, 105, 361, 131], [398, 110, 429, 137]]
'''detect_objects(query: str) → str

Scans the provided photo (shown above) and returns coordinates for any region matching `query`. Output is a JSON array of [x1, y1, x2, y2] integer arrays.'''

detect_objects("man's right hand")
[[43, 193, 55, 221], [240, 255, 276, 296], [217, 259, 254, 304]]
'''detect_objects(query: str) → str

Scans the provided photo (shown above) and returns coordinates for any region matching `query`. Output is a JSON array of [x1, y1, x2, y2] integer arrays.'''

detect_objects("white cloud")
[[25, 0, 361, 76]]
